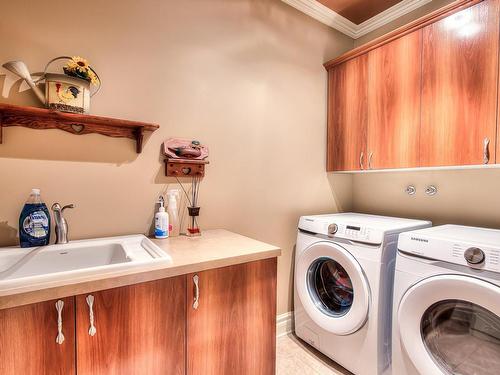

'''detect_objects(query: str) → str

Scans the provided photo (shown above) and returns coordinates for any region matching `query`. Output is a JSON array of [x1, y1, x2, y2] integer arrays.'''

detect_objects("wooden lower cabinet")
[[0, 297, 76, 375], [187, 258, 277, 375], [0, 258, 278, 375], [75, 276, 186, 375]]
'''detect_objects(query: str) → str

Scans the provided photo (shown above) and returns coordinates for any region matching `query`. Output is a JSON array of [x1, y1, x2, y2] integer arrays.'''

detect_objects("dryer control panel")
[[398, 225, 500, 272]]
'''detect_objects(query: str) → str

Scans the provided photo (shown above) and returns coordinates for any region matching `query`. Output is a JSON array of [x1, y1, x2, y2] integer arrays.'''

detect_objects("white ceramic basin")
[[0, 235, 171, 290]]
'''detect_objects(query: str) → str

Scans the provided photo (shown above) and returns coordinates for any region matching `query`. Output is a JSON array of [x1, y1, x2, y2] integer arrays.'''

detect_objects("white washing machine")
[[393, 225, 500, 375], [294, 213, 430, 375]]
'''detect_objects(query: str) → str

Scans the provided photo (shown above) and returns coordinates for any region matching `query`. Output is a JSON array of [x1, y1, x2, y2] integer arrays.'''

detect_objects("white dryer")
[[393, 225, 500, 375], [294, 213, 430, 375]]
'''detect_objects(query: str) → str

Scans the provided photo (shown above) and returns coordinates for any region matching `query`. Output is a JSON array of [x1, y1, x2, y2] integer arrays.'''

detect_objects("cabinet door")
[[327, 55, 368, 171], [76, 277, 186, 375], [420, 0, 499, 166], [0, 297, 75, 375], [187, 258, 277, 375], [367, 30, 422, 169]]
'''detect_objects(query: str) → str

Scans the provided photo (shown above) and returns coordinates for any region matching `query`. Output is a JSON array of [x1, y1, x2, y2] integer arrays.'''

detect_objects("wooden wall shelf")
[[0, 103, 159, 153]]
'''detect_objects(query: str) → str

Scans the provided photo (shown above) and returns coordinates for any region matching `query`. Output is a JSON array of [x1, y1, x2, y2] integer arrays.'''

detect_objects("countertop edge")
[[0, 243, 281, 311]]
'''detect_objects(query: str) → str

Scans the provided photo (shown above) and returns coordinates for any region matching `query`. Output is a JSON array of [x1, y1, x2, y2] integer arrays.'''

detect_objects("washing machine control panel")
[[298, 217, 383, 244], [327, 223, 382, 244], [398, 227, 500, 272], [451, 243, 499, 271], [297, 214, 427, 245]]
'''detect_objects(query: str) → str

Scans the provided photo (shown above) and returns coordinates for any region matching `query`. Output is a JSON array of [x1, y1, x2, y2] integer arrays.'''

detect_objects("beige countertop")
[[0, 229, 281, 310]]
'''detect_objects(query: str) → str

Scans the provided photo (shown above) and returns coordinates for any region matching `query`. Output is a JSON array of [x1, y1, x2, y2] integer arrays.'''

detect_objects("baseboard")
[[276, 311, 294, 338]]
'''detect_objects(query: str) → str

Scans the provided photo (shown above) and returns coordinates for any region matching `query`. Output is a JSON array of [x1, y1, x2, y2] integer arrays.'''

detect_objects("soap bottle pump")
[[154, 196, 169, 239], [167, 190, 180, 237]]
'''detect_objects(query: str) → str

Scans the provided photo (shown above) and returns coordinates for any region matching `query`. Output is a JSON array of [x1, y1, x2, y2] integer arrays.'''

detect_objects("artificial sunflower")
[[63, 56, 99, 86], [70, 56, 90, 72], [88, 70, 100, 85]]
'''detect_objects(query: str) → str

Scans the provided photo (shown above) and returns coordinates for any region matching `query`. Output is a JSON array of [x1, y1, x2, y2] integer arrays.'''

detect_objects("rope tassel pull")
[[86, 295, 97, 336], [55, 300, 65, 345]]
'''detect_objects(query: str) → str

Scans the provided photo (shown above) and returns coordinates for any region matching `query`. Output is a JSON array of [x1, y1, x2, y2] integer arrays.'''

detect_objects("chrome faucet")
[[51, 203, 75, 244]]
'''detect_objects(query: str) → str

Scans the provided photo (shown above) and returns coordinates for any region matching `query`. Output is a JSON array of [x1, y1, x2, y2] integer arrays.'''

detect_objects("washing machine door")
[[398, 274, 500, 375], [295, 241, 370, 335]]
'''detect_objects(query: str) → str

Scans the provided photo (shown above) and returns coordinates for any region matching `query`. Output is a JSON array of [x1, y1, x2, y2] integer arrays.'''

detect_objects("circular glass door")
[[421, 300, 500, 375], [296, 242, 370, 335], [398, 275, 500, 375], [308, 258, 354, 317]]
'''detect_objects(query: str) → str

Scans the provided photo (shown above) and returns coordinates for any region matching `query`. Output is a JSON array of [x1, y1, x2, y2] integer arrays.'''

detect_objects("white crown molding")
[[282, 0, 358, 37], [282, 0, 433, 39], [355, 0, 433, 37]]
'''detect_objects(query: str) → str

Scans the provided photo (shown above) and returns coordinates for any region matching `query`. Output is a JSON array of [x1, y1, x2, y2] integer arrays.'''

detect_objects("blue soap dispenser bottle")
[[19, 188, 51, 247]]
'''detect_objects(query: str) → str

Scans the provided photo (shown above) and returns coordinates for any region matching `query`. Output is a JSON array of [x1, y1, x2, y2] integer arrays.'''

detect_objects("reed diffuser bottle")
[[187, 176, 201, 236]]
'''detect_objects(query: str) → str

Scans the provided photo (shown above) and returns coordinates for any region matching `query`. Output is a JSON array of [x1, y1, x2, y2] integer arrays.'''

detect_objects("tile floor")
[[276, 333, 352, 375]]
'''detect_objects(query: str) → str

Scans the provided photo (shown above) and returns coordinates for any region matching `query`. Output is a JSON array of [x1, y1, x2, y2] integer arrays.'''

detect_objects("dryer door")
[[398, 275, 500, 375], [295, 241, 370, 335]]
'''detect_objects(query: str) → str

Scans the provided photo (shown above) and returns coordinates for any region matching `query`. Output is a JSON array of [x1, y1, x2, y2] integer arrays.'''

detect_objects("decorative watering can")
[[2, 56, 101, 114]]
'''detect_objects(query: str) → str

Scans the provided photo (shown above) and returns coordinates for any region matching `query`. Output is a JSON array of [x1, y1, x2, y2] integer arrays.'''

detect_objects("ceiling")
[[282, 0, 432, 39], [317, 0, 403, 24]]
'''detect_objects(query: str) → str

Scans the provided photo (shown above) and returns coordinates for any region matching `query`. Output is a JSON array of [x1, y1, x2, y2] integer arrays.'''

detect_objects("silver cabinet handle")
[[86, 295, 97, 336], [368, 152, 374, 170], [359, 152, 364, 170], [55, 300, 65, 345], [483, 138, 490, 164], [193, 275, 199, 310]]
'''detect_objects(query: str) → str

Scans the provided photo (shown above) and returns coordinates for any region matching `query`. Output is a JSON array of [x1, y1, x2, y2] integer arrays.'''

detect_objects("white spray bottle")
[[154, 196, 169, 239], [167, 190, 180, 237]]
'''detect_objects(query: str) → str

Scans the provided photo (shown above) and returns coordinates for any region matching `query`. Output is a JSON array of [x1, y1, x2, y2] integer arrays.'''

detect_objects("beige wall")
[[0, 0, 354, 314], [352, 169, 500, 229], [3, 0, 473, 317]]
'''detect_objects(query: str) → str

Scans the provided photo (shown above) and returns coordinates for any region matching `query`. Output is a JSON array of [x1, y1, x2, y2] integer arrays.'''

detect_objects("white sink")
[[0, 235, 171, 290]]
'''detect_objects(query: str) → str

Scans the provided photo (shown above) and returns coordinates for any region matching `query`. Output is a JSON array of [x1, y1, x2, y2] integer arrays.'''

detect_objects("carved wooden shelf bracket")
[[165, 158, 209, 177], [0, 103, 159, 153]]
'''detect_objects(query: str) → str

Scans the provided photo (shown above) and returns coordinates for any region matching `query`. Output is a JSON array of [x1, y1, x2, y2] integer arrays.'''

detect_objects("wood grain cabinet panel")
[[327, 55, 368, 171], [367, 30, 422, 169], [0, 297, 75, 375], [187, 258, 277, 375], [420, 0, 500, 166], [75, 276, 186, 375], [498, 101, 500, 162]]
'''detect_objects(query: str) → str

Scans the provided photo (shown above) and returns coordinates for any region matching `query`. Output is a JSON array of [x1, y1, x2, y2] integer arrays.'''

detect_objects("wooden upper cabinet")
[[327, 55, 368, 171], [367, 30, 422, 169], [187, 258, 277, 375], [75, 277, 186, 375], [420, 0, 500, 167], [0, 297, 75, 375]]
